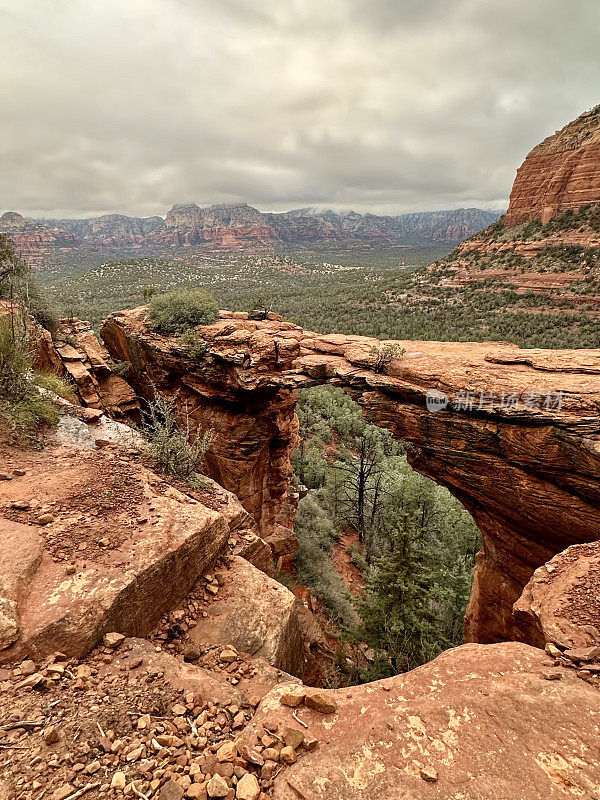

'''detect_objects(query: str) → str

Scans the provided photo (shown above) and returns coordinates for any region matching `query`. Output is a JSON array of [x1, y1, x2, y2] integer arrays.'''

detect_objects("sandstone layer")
[[101, 308, 600, 644], [254, 642, 600, 800], [504, 105, 600, 226], [0, 212, 78, 268], [52, 318, 140, 420], [0, 421, 230, 661], [427, 106, 600, 326]]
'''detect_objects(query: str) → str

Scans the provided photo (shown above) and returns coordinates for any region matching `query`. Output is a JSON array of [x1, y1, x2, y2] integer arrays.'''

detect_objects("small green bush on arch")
[[147, 287, 219, 335]]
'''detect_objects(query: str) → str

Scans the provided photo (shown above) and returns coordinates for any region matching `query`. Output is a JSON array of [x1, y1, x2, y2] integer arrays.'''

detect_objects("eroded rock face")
[[0, 431, 230, 662], [0, 212, 78, 268], [514, 541, 600, 649], [0, 302, 140, 421], [53, 318, 140, 420], [188, 556, 305, 678], [253, 642, 600, 800], [101, 308, 600, 644], [504, 105, 600, 226], [0, 299, 64, 375], [161, 202, 276, 249]]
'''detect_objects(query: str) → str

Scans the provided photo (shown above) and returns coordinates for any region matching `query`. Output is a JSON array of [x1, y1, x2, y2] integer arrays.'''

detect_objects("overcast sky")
[[0, 0, 599, 219]]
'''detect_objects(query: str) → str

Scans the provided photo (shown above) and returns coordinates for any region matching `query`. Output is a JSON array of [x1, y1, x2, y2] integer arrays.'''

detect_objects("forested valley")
[[290, 386, 481, 685]]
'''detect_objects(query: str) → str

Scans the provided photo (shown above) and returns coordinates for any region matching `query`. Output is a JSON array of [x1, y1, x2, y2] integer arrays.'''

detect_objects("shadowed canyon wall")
[[101, 308, 600, 645]]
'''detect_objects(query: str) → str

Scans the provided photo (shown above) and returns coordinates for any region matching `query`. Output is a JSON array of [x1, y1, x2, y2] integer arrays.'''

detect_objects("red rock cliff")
[[101, 308, 600, 645], [504, 105, 600, 226]]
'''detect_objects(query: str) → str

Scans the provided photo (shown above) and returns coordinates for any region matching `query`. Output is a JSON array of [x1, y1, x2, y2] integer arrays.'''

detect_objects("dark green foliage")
[[147, 287, 219, 334], [178, 329, 211, 360], [353, 470, 480, 677], [0, 234, 28, 288], [369, 342, 405, 373], [0, 234, 58, 334], [0, 316, 60, 434], [541, 204, 600, 235], [0, 315, 31, 403], [39, 239, 600, 348], [110, 360, 132, 378], [293, 386, 481, 678], [294, 493, 355, 627], [522, 219, 543, 239]]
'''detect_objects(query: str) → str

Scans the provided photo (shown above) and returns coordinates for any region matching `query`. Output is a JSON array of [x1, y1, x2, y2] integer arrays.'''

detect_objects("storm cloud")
[[1, 0, 599, 217]]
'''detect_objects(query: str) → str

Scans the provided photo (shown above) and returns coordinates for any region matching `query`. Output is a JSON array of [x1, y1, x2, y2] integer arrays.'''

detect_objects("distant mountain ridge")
[[0, 204, 502, 265]]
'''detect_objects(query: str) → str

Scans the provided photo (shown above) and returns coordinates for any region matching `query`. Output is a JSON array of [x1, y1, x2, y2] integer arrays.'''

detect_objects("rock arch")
[[101, 309, 600, 644]]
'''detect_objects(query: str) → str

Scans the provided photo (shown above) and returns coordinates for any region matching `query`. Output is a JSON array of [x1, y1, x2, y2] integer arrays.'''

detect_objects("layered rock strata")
[[504, 105, 600, 226], [52, 318, 140, 420], [101, 308, 600, 644]]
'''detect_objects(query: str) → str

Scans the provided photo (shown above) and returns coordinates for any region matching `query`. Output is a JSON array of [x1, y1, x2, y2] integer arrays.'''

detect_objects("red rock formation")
[[101, 308, 600, 645], [504, 105, 600, 226], [514, 541, 600, 649], [0, 212, 78, 268], [0, 428, 231, 661], [159, 203, 276, 249], [251, 642, 600, 799], [53, 318, 140, 420], [2, 205, 498, 267]]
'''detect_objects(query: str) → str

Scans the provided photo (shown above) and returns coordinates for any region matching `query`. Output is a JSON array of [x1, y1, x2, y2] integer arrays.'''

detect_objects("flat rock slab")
[[0, 444, 229, 662], [252, 642, 600, 800], [188, 556, 305, 677]]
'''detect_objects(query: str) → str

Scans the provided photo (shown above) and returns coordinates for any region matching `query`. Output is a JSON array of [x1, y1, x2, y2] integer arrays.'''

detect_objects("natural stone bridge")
[[101, 308, 600, 645]]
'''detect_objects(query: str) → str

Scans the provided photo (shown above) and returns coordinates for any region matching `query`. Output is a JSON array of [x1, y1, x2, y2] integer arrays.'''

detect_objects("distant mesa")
[[419, 104, 600, 318], [0, 204, 502, 267], [0, 211, 78, 268]]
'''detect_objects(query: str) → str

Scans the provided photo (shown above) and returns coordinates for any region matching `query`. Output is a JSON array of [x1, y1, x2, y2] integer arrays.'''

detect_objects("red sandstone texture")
[[255, 642, 600, 799], [514, 540, 600, 650], [504, 105, 600, 226], [52, 318, 140, 420], [0, 431, 231, 662], [448, 106, 600, 282], [100, 308, 600, 645]]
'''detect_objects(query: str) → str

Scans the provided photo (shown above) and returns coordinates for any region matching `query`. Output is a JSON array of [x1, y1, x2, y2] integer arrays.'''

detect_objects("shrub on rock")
[[147, 287, 219, 335]]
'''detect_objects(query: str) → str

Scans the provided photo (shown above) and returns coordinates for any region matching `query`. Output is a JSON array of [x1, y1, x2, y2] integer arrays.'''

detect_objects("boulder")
[[188, 556, 305, 677], [0, 590, 19, 651], [514, 541, 600, 649], [0, 440, 230, 662]]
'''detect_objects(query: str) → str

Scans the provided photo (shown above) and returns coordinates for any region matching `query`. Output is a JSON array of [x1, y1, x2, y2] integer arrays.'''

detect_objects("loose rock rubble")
[[0, 634, 317, 800], [249, 643, 600, 799], [147, 557, 306, 682]]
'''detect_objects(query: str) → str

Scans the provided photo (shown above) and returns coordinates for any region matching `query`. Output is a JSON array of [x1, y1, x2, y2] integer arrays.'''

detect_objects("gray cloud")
[[0, 0, 598, 218]]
